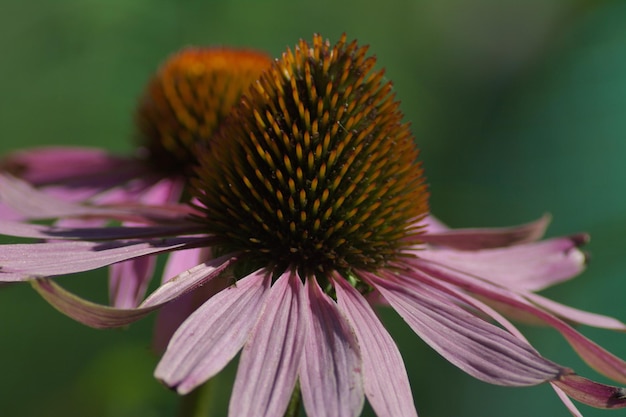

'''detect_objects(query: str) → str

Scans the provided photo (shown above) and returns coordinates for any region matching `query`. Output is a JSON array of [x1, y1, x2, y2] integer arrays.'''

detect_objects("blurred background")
[[1, 0, 626, 416]]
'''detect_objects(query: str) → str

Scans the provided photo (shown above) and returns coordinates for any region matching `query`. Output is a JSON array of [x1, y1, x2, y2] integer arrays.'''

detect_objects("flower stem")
[[283, 383, 301, 417], [177, 379, 214, 417]]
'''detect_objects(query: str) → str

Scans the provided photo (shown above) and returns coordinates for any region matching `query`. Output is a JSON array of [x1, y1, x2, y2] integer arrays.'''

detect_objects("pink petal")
[[136, 177, 185, 205], [0, 237, 209, 281], [415, 235, 587, 291], [365, 271, 562, 386], [552, 384, 584, 417], [389, 268, 592, 415], [229, 272, 306, 417], [155, 270, 271, 394], [420, 214, 449, 234], [153, 247, 209, 353], [0, 174, 194, 222], [334, 277, 418, 417], [397, 269, 529, 342], [53, 217, 107, 229], [0, 203, 23, 221], [31, 257, 233, 328], [106, 201, 198, 222], [299, 278, 364, 417], [31, 278, 161, 328], [141, 256, 234, 307], [1, 146, 137, 184], [39, 173, 159, 204], [411, 258, 626, 384], [419, 214, 551, 250], [527, 293, 626, 330], [0, 220, 199, 240], [88, 176, 183, 207], [553, 373, 626, 409], [42, 184, 114, 203], [0, 174, 109, 219], [108, 256, 156, 308]]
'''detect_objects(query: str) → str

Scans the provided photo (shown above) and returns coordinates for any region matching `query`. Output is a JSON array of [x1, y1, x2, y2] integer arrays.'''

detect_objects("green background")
[[1, 0, 626, 416]]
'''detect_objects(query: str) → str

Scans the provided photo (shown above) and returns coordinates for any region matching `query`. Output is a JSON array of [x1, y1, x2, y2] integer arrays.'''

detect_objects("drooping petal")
[[553, 373, 626, 409], [395, 268, 529, 342], [411, 258, 626, 384], [229, 272, 306, 417], [31, 257, 233, 328], [415, 235, 587, 291], [0, 237, 209, 281], [32, 278, 161, 328], [334, 277, 418, 417], [153, 247, 209, 353], [365, 271, 562, 386], [155, 270, 271, 394], [419, 214, 551, 250], [0, 220, 200, 241], [299, 277, 364, 417], [388, 268, 594, 414], [109, 257, 156, 308]]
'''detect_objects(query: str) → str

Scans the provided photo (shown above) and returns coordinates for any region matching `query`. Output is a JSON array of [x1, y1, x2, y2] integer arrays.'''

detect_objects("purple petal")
[[419, 214, 551, 250], [416, 235, 587, 291], [0, 237, 209, 281], [136, 177, 184, 205], [1, 146, 136, 184], [0, 220, 200, 240], [420, 214, 449, 234], [108, 256, 156, 308], [153, 247, 208, 353], [31, 257, 233, 328], [31, 278, 161, 328], [0, 174, 194, 222], [527, 293, 626, 330], [411, 258, 626, 384], [89, 176, 183, 207], [398, 269, 529, 342], [141, 256, 234, 307], [0, 203, 23, 221], [552, 384, 584, 417], [425, 277, 591, 414], [408, 274, 593, 413], [155, 270, 271, 394], [53, 217, 107, 229], [299, 278, 364, 417], [365, 271, 562, 386], [40, 174, 159, 204], [229, 272, 306, 417], [553, 373, 626, 409], [334, 277, 418, 417], [0, 174, 108, 219]]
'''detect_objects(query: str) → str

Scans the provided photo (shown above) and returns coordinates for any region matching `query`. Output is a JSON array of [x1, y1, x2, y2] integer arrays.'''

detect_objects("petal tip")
[[555, 373, 626, 409], [571, 233, 590, 247]]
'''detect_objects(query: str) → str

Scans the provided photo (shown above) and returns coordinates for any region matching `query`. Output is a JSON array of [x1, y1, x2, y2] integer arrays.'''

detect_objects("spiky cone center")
[[136, 47, 273, 174], [191, 34, 429, 281]]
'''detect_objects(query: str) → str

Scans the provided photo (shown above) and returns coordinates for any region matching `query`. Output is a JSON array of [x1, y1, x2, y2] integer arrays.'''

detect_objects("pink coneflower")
[[0, 47, 272, 318], [1, 34, 625, 417]]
